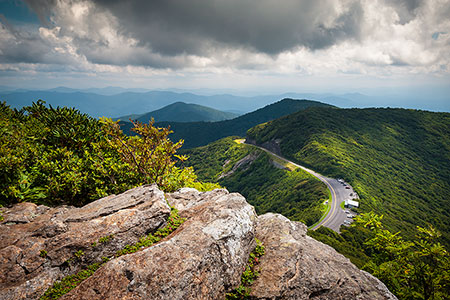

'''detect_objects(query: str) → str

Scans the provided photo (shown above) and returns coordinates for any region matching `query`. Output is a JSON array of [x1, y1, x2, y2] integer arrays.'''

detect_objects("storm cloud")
[[91, 0, 364, 56], [0, 0, 449, 77]]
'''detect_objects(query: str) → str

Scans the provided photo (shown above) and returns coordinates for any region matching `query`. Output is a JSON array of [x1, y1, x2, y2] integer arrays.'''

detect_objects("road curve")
[[244, 142, 353, 233]]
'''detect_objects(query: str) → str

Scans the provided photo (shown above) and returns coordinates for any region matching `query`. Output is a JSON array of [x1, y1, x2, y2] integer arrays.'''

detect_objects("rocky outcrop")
[[218, 153, 259, 179], [0, 186, 396, 300], [246, 138, 282, 156], [62, 188, 256, 299], [251, 213, 396, 299], [0, 185, 170, 300]]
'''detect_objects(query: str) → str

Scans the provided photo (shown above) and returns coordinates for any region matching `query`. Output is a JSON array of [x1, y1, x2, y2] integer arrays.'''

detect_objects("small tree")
[[100, 118, 188, 190]]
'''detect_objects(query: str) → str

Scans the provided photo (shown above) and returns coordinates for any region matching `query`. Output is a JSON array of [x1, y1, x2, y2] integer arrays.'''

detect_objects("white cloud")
[[0, 0, 449, 90]]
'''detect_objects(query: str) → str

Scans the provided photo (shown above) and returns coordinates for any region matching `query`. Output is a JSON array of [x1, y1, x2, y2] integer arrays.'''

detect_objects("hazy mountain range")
[[1, 87, 449, 119]]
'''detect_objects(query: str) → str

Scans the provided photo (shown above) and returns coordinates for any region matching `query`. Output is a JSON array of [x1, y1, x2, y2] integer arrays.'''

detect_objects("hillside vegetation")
[[180, 137, 329, 226], [147, 99, 333, 148], [247, 107, 450, 245], [119, 102, 238, 123], [0, 101, 216, 207]]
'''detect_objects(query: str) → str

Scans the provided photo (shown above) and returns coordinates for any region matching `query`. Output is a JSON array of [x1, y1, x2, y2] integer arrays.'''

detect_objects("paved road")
[[245, 142, 355, 233]]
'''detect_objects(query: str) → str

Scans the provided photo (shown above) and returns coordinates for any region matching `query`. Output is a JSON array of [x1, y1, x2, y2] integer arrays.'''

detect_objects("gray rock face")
[[218, 153, 259, 179], [61, 188, 257, 300], [251, 213, 397, 300], [0, 185, 170, 300], [0, 186, 396, 300]]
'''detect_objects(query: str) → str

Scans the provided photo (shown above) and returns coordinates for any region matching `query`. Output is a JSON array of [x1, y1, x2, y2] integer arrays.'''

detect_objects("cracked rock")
[[0, 185, 170, 300], [250, 213, 397, 299]]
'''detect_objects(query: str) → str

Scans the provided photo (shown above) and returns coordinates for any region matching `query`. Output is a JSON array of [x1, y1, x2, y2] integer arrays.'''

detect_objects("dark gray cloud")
[[383, 0, 422, 24], [4, 0, 449, 74], [92, 0, 363, 56], [0, 15, 52, 64]]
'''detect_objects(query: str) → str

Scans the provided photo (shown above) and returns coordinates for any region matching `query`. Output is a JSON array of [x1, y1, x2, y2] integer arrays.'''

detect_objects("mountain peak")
[[119, 102, 239, 123]]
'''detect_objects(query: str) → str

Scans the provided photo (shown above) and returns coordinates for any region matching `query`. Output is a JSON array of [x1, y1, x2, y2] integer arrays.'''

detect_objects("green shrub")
[[0, 101, 215, 207]]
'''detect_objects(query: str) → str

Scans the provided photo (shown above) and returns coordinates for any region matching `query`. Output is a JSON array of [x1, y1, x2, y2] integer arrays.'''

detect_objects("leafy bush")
[[355, 213, 450, 300], [0, 101, 215, 206]]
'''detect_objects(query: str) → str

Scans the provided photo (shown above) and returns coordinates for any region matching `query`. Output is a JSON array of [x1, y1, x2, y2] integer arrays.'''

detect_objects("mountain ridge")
[[246, 106, 450, 245], [118, 102, 238, 123], [147, 98, 334, 148]]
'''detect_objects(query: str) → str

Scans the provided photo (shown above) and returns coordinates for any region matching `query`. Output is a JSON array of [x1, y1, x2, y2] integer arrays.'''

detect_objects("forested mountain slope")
[[119, 102, 238, 123], [247, 107, 450, 245], [149, 99, 333, 148], [180, 137, 329, 226]]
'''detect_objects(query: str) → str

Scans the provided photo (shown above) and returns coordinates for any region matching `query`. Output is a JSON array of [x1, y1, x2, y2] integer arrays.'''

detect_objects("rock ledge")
[[0, 186, 396, 300]]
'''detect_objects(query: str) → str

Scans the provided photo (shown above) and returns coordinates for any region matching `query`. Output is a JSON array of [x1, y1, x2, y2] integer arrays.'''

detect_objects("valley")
[[244, 140, 355, 232], [179, 137, 329, 227], [247, 107, 450, 246]]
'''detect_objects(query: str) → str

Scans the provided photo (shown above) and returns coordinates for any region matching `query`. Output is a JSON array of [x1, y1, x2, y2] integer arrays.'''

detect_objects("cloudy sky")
[[1, 0, 449, 98]]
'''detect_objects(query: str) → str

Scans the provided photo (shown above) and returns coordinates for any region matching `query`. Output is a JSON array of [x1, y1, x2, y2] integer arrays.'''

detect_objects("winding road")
[[244, 141, 354, 233]]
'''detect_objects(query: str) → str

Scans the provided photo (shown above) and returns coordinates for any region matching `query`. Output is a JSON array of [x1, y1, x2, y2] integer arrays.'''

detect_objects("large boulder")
[[0, 186, 396, 300], [251, 213, 397, 299], [0, 185, 170, 300], [60, 188, 257, 299]]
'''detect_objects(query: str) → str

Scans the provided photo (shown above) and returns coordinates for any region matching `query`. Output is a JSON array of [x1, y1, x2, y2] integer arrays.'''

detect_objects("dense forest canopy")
[[247, 107, 450, 246]]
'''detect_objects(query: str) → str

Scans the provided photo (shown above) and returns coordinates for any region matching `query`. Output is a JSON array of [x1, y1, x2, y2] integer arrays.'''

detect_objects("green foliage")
[[115, 206, 185, 257], [226, 238, 265, 299], [310, 213, 450, 300], [247, 107, 450, 246], [129, 99, 333, 148], [354, 213, 450, 300], [0, 101, 130, 205], [39, 250, 48, 258], [40, 207, 185, 299], [74, 250, 84, 259], [98, 234, 114, 244], [181, 137, 329, 226], [100, 117, 185, 191], [179, 137, 251, 182], [307, 226, 372, 269], [0, 101, 213, 206], [40, 261, 105, 300]]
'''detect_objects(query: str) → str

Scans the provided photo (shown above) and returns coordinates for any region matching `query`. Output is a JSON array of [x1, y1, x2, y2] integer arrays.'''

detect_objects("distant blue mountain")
[[118, 102, 239, 123], [2, 86, 448, 118], [0, 90, 282, 118]]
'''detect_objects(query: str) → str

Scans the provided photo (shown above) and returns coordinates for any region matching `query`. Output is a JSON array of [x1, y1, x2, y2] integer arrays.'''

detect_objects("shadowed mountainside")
[[121, 99, 333, 148]]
